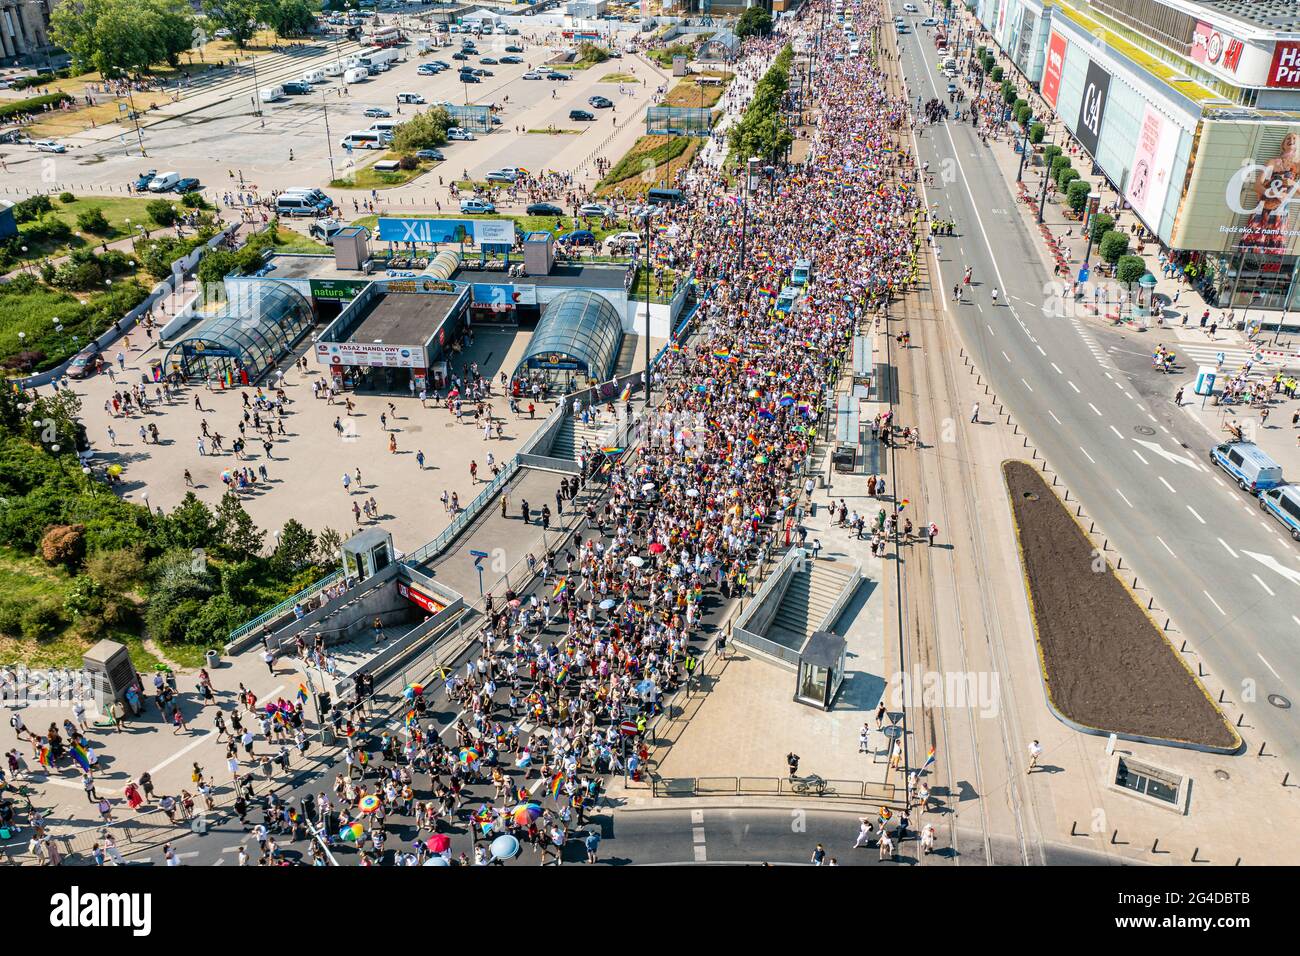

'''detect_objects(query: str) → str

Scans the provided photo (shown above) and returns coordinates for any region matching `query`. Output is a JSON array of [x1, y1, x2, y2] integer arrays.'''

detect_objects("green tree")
[[265, 0, 314, 37], [1056, 166, 1079, 191], [75, 206, 110, 234], [736, 6, 773, 37], [1043, 144, 1062, 166], [1088, 212, 1114, 244], [577, 41, 610, 63], [158, 491, 218, 551], [146, 199, 178, 226], [214, 491, 264, 560], [1099, 229, 1130, 265], [1116, 254, 1147, 288], [1067, 179, 1091, 215], [201, 0, 261, 49], [147, 0, 199, 68], [1030, 121, 1045, 145], [271, 518, 316, 576], [391, 106, 450, 153]]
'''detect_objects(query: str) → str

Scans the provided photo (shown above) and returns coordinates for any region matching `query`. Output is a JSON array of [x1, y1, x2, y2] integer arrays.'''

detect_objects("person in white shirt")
[[853, 818, 874, 848], [1027, 739, 1043, 773]]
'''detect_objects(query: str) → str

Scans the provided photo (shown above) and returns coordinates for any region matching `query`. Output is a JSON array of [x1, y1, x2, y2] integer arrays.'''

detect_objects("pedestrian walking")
[[1027, 739, 1042, 773]]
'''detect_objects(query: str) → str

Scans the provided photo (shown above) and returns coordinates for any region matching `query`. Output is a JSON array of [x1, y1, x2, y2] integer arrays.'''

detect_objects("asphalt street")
[[891, 4, 1299, 764]]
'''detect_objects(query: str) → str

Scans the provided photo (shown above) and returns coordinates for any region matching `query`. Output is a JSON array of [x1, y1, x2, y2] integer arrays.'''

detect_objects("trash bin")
[[205, 649, 219, 669], [321, 725, 337, 747]]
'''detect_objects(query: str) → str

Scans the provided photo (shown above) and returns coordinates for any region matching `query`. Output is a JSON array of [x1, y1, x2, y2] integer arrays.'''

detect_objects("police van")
[[1209, 441, 1285, 493], [1258, 485, 1300, 540]]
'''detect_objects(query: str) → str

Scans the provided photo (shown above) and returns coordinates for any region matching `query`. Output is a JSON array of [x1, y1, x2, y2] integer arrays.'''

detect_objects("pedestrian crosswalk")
[[1179, 344, 1257, 369]]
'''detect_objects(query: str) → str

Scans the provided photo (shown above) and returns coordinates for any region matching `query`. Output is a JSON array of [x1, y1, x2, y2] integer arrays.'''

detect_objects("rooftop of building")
[[262, 253, 373, 283], [1192, 0, 1300, 32], [454, 263, 629, 289], [347, 291, 458, 346]]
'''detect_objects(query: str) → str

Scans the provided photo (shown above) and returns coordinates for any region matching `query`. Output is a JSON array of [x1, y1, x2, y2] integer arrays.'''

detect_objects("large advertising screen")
[[1124, 105, 1180, 233], [1076, 59, 1111, 158], [1172, 122, 1300, 257], [1042, 32, 1066, 109]]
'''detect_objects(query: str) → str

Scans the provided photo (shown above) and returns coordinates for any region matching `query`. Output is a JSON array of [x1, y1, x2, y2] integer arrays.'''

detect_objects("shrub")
[[180, 191, 210, 209], [146, 199, 178, 227], [20, 599, 65, 642], [1030, 122, 1045, 145], [21, 214, 73, 245], [1067, 179, 1092, 215], [58, 191, 76, 204], [1056, 166, 1079, 191], [1117, 255, 1148, 286], [0, 92, 70, 122], [1100, 229, 1130, 265], [398, 154, 418, 171], [991, 66, 1004, 82], [0, 599, 22, 637], [86, 547, 147, 593], [40, 523, 85, 567], [1089, 212, 1115, 244], [75, 206, 110, 234], [1042, 144, 1062, 165], [1015, 103, 1031, 126]]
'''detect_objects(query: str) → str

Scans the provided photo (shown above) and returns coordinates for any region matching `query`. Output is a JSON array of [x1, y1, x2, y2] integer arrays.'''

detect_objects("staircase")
[[549, 415, 617, 461], [767, 560, 856, 651]]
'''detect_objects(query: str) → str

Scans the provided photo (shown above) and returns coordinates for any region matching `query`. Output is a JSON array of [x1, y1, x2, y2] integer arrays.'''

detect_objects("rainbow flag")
[[601, 446, 624, 456], [224, 367, 234, 388], [923, 745, 936, 770], [37, 744, 50, 768], [552, 577, 568, 598], [70, 741, 91, 771], [296, 683, 308, 704], [746, 432, 759, 446], [712, 348, 731, 360], [619, 382, 632, 402], [898, 499, 909, 511], [404, 709, 417, 729], [556, 663, 570, 683], [548, 771, 566, 799], [669, 343, 683, 353]]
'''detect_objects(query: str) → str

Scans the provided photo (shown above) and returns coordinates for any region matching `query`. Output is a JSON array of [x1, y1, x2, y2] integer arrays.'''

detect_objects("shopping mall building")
[[973, 0, 1300, 318]]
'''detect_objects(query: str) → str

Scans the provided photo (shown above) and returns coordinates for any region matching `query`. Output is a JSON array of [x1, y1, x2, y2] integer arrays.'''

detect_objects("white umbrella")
[[625, 556, 645, 568], [685, 488, 700, 498], [641, 482, 656, 493]]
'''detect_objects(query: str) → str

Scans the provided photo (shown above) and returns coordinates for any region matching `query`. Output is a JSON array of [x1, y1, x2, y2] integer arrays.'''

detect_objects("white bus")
[[340, 130, 384, 149], [359, 48, 399, 71]]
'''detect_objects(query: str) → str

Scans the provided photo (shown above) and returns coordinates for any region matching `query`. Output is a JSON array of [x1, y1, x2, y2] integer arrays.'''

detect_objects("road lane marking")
[[1253, 573, 1276, 597], [986, 323, 993, 334], [692, 808, 707, 862], [1158, 476, 1176, 493], [1242, 550, 1300, 587], [1048, 409, 1062, 424], [1258, 654, 1282, 680], [1079, 446, 1095, 463], [1203, 590, 1226, 615], [1156, 536, 1175, 556], [1132, 449, 1149, 465], [1068, 381, 1080, 393], [1115, 488, 1133, 507], [1186, 505, 1205, 523], [1109, 425, 1123, 440], [1218, 538, 1239, 559], [1087, 402, 1102, 416], [1002, 351, 1011, 362], [1021, 377, 1033, 391], [1051, 362, 1062, 374], [1036, 345, 1046, 356]]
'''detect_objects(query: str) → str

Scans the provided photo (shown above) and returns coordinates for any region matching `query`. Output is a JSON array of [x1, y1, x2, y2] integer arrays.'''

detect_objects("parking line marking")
[[1258, 654, 1282, 680], [1133, 449, 1149, 465], [1036, 345, 1046, 356], [1186, 504, 1205, 524], [1051, 362, 1062, 374], [1203, 590, 1226, 615], [1021, 377, 1033, 391], [1068, 380, 1080, 393], [1252, 573, 1276, 597], [1002, 351, 1011, 362], [1109, 425, 1123, 440], [1079, 446, 1096, 463]]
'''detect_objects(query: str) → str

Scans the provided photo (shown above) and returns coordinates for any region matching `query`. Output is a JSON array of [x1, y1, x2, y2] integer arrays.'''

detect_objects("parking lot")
[[0, 19, 659, 203]]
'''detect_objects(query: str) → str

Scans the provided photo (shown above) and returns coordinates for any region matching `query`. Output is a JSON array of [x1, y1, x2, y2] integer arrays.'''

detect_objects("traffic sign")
[[469, 549, 489, 558], [619, 720, 639, 737]]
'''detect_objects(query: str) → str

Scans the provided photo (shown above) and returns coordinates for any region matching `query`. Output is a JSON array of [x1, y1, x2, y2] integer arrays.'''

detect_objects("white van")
[[396, 92, 425, 104], [340, 130, 384, 149], [259, 85, 285, 103], [343, 67, 369, 84], [301, 69, 325, 84], [1258, 484, 1300, 540], [148, 171, 180, 192], [324, 61, 345, 76], [275, 194, 325, 217]]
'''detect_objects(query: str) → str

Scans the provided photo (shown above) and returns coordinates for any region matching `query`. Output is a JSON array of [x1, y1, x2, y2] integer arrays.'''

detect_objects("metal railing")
[[650, 775, 899, 804], [226, 568, 346, 649]]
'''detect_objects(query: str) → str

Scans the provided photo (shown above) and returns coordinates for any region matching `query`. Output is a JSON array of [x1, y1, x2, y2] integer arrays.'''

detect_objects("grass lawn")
[[598, 73, 639, 84], [595, 135, 700, 198], [629, 265, 681, 303], [269, 227, 329, 255], [664, 75, 730, 108], [331, 155, 438, 191], [0, 548, 164, 671], [0, 278, 150, 372], [15, 195, 168, 262], [526, 127, 581, 135]]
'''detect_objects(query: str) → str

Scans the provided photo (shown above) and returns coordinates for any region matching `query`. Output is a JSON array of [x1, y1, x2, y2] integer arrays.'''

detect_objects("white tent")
[[462, 9, 505, 22]]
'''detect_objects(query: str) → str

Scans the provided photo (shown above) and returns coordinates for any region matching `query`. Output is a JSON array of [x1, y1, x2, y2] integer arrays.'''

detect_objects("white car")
[[34, 140, 66, 153], [604, 230, 642, 251], [922, 17, 938, 26], [447, 127, 476, 141], [521, 71, 543, 80], [363, 107, 391, 118], [578, 202, 612, 217]]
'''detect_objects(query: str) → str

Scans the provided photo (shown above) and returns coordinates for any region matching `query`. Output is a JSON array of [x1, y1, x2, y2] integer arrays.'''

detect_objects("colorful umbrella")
[[339, 822, 364, 842], [459, 747, 481, 764], [402, 683, 424, 699], [510, 803, 543, 825], [357, 794, 381, 815], [648, 542, 666, 554]]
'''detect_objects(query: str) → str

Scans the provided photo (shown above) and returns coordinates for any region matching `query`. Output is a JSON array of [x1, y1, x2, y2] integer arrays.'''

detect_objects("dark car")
[[474, 68, 493, 76], [65, 346, 102, 380], [500, 55, 524, 64], [504, 44, 523, 52], [526, 202, 564, 216], [172, 177, 201, 193], [430, 59, 450, 68], [479, 56, 497, 64], [560, 229, 595, 246], [452, 51, 469, 60], [588, 95, 612, 108], [460, 73, 481, 83], [133, 169, 157, 192], [416, 148, 445, 161], [548, 72, 571, 81], [282, 81, 311, 95], [569, 109, 595, 121]]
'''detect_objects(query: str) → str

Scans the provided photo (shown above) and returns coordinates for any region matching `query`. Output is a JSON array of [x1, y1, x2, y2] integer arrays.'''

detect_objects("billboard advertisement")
[[472, 219, 516, 247], [315, 341, 427, 368], [1075, 59, 1112, 158], [1042, 32, 1066, 108], [376, 217, 471, 244], [308, 278, 370, 301], [471, 283, 537, 308], [1171, 122, 1300, 257], [1190, 20, 1244, 76], [1268, 41, 1300, 88], [1124, 105, 1181, 232]]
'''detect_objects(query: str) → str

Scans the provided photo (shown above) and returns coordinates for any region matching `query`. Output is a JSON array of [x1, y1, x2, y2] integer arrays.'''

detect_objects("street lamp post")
[[643, 210, 652, 407], [250, 21, 264, 119], [322, 97, 337, 182], [1036, 130, 1055, 224]]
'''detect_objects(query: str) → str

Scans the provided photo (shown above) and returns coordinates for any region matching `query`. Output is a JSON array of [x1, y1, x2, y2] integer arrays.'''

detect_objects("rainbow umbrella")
[[510, 802, 543, 825], [339, 821, 364, 842], [459, 747, 481, 764], [403, 683, 424, 699], [357, 794, 381, 815]]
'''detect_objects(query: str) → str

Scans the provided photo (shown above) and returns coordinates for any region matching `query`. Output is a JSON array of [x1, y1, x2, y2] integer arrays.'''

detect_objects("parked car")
[[430, 60, 450, 69], [569, 109, 595, 121], [363, 107, 391, 118], [521, 71, 543, 80], [479, 57, 498, 64], [172, 177, 201, 193], [65, 346, 102, 380], [397, 92, 426, 104], [452, 51, 469, 60], [447, 127, 476, 140], [578, 202, 612, 217], [588, 95, 613, 109], [133, 169, 158, 192], [559, 229, 595, 246], [504, 44, 523, 52], [486, 169, 518, 183], [308, 218, 348, 243], [500, 55, 524, 64], [416, 148, 445, 161], [460, 198, 496, 214], [526, 202, 564, 216], [460, 73, 481, 83], [417, 63, 441, 75], [282, 81, 312, 95], [547, 72, 571, 81], [33, 140, 65, 153]]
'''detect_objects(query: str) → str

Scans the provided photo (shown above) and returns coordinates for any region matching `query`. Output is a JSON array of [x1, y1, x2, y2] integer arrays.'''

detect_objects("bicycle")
[[791, 774, 831, 796]]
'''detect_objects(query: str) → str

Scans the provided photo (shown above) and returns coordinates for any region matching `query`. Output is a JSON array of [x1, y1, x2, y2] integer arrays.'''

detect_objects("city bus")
[[367, 26, 402, 47]]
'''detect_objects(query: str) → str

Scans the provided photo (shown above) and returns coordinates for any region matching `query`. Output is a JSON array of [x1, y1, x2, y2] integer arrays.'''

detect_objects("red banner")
[[1269, 41, 1300, 88], [397, 581, 444, 615], [1042, 32, 1067, 108]]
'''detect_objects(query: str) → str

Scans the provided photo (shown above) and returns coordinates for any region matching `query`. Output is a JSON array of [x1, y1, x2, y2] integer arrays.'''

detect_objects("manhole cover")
[[1268, 693, 1291, 709], [1214, 769, 1230, 781], [1134, 425, 1156, 436], [1022, 492, 1039, 500]]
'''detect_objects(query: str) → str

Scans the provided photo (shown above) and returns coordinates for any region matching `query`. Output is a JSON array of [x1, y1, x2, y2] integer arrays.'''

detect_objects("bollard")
[[1237, 712, 1246, 727], [1163, 618, 1171, 630], [1089, 521, 1095, 532], [1152, 838, 1161, 853], [1180, 639, 1188, 652], [1110, 829, 1121, 845], [1116, 556, 1123, 569], [1070, 820, 1082, 837], [1147, 598, 1154, 610], [1064, 488, 1069, 500], [1219, 689, 1226, 703], [1284, 772, 1290, 787], [1258, 741, 1270, 757], [1197, 662, 1206, 677], [1191, 847, 1201, 862]]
